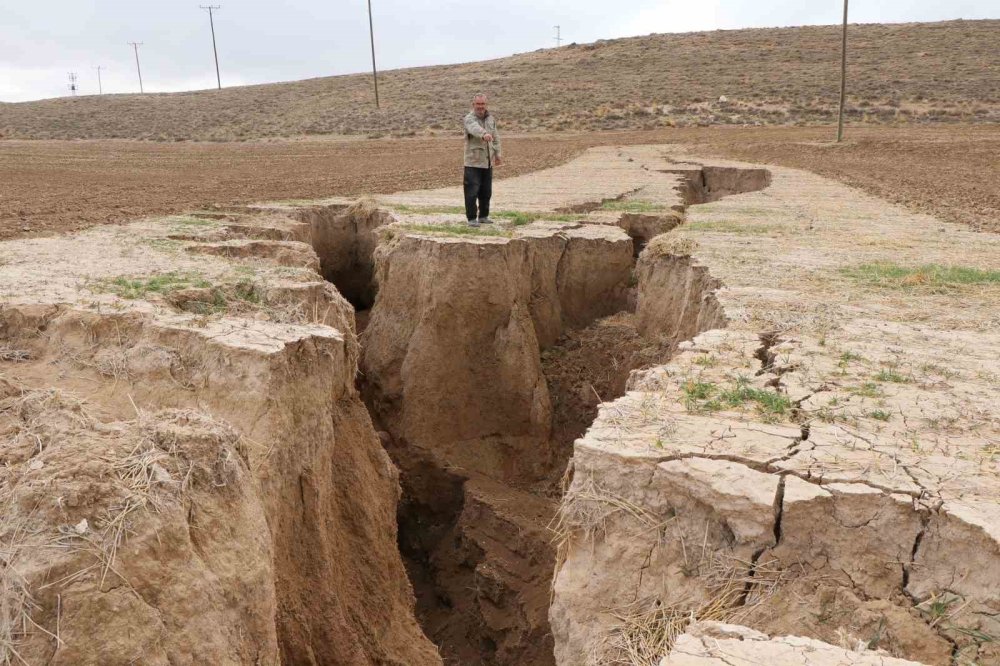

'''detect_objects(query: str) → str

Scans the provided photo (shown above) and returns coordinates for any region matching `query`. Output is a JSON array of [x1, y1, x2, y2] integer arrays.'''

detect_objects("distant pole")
[[94, 65, 103, 95], [68, 72, 78, 96], [200, 5, 222, 89], [128, 41, 144, 94], [554, 25, 562, 47], [836, 0, 848, 142], [367, 0, 380, 108]]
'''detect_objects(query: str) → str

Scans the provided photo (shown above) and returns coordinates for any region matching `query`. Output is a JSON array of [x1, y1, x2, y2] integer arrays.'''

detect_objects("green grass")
[[842, 263, 1000, 290], [493, 210, 580, 226], [165, 215, 216, 228], [390, 204, 467, 215], [867, 409, 892, 422], [839, 351, 865, 363], [94, 272, 212, 299], [686, 220, 780, 235], [874, 367, 912, 383], [682, 376, 792, 421], [391, 205, 580, 227], [851, 382, 884, 398], [600, 199, 667, 213], [398, 223, 513, 238]]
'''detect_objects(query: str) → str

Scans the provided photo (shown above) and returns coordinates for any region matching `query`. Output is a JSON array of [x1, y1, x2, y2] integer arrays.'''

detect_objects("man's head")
[[472, 93, 488, 118]]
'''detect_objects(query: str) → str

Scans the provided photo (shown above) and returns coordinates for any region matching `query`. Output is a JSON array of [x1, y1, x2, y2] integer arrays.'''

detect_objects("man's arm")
[[492, 120, 502, 159], [463, 114, 487, 138]]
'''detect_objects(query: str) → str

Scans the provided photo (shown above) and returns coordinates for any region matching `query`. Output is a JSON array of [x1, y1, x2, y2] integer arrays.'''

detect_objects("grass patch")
[[874, 367, 912, 383], [93, 272, 211, 299], [600, 199, 667, 213], [686, 220, 780, 235], [683, 376, 792, 421], [842, 263, 1000, 290], [851, 382, 884, 398], [839, 351, 865, 363], [493, 210, 580, 226], [392, 205, 580, 227], [165, 215, 216, 228], [390, 204, 466, 215], [867, 409, 892, 422], [398, 223, 513, 238]]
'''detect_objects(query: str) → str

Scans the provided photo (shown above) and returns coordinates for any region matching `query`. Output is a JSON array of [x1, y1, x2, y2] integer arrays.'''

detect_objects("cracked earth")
[[0, 144, 996, 665]]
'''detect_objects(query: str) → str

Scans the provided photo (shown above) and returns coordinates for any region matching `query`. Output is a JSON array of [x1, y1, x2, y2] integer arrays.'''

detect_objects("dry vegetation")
[[0, 20, 997, 141]]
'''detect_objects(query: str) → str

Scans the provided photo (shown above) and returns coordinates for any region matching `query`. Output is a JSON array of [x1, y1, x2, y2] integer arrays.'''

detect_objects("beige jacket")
[[463, 111, 502, 168]]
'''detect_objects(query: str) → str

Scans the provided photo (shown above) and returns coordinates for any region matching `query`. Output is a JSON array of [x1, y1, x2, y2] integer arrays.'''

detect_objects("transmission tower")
[[554, 25, 562, 47], [68, 72, 78, 96], [128, 41, 144, 93], [200, 5, 222, 89]]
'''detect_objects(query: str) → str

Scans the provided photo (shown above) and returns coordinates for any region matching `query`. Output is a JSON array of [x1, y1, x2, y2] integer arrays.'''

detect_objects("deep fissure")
[[302, 165, 772, 664]]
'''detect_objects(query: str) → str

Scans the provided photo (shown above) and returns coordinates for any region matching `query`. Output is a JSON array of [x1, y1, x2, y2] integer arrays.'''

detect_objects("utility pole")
[[128, 41, 144, 93], [94, 65, 103, 95], [554, 25, 562, 47], [367, 0, 380, 108], [836, 0, 848, 142], [68, 72, 78, 96], [200, 5, 222, 89]]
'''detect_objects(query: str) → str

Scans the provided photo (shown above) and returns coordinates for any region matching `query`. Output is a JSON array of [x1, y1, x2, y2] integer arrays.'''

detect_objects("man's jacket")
[[463, 111, 502, 168]]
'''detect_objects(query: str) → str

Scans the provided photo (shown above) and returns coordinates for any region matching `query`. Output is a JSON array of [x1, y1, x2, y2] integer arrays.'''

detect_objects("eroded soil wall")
[[357, 219, 728, 664]]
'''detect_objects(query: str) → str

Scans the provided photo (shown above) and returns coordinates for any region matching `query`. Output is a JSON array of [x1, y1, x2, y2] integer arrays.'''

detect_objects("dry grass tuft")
[[551, 475, 667, 548], [644, 234, 699, 259]]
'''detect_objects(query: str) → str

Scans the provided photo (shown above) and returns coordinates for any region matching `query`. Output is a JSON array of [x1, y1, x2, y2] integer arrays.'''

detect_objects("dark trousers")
[[463, 166, 493, 221]]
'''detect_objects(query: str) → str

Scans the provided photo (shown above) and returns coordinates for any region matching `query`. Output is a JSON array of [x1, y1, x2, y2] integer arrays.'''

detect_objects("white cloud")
[[617, 0, 723, 36]]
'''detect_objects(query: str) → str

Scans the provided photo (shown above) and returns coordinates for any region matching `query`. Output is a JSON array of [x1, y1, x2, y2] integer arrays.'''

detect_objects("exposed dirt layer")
[[1, 20, 996, 139], [0, 210, 441, 664]]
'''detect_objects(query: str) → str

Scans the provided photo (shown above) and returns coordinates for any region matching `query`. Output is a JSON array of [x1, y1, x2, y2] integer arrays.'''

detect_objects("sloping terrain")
[[0, 20, 997, 140]]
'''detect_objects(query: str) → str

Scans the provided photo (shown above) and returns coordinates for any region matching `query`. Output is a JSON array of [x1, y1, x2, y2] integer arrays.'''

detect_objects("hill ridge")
[[1, 19, 997, 140]]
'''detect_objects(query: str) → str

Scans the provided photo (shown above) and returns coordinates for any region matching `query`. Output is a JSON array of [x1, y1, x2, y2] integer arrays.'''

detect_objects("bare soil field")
[[1, 126, 996, 243], [1, 20, 997, 140]]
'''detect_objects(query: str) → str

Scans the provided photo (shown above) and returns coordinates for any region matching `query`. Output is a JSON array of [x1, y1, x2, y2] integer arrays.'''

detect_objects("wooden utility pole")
[[94, 65, 103, 95], [367, 0, 380, 108], [836, 0, 848, 142], [128, 41, 144, 94], [200, 5, 222, 89]]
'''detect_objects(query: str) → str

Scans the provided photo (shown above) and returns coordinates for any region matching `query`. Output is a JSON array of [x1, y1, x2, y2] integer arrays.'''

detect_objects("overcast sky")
[[1, 1, 995, 102]]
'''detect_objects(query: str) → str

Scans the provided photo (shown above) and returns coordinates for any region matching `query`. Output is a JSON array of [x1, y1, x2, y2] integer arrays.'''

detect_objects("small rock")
[[74, 518, 89, 534], [28, 458, 44, 471]]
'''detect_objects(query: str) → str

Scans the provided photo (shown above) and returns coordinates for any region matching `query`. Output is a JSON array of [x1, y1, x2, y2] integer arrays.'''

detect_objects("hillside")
[[0, 19, 997, 141]]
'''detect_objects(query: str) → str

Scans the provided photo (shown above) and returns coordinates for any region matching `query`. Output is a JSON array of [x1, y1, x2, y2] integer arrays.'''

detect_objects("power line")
[[94, 65, 104, 95], [837, 0, 849, 142], [367, 0, 380, 108], [128, 41, 144, 94], [200, 5, 222, 89], [68, 72, 78, 96], [554, 25, 562, 47]]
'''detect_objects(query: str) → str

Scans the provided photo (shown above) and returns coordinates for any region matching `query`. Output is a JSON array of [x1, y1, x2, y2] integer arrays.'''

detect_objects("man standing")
[[463, 93, 503, 227]]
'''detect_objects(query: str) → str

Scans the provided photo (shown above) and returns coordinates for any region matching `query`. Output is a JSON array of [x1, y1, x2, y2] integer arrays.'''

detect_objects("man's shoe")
[[467, 219, 481, 227], [478, 217, 494, 224]]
